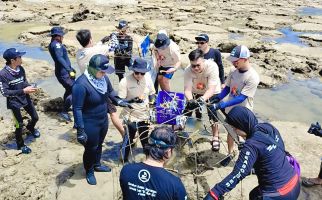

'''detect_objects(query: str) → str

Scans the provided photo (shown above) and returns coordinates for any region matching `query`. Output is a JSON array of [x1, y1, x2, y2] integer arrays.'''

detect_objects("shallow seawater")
[[263, 27, 307, 46], [298, 7, 322, 16]]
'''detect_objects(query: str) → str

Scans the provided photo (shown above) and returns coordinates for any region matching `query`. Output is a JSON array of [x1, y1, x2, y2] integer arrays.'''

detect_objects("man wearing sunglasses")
[[195, 34, 225, 89], [208, 45, 260, 166], [120, 126, 187, 200], [118, 58, 156, 162], [183, 49, 221, 150]]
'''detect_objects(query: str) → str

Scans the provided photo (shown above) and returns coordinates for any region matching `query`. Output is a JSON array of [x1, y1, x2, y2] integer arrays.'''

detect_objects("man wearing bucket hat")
[[72, 54, 132, 185], [120, 126, 187, 200], [114, 20, 133, 81], [153, 32, 181, 92], [0, 48, 41, 154], [76, 29, 124, 137], [208, 45, 259, 166], [48, 26, 76, 122], [118, 57, 156, 162]]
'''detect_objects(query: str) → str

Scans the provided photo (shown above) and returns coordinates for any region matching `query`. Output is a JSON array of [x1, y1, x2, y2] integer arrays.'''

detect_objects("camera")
[[307, 122, 322, 137]]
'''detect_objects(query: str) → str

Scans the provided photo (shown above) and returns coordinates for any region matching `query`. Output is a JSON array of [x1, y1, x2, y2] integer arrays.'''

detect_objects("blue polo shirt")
[[120, 162, 187, 200]]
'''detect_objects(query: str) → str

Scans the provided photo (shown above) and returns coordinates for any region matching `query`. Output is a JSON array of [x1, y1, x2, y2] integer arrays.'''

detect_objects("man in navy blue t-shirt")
[[120, 126, 187, 200]]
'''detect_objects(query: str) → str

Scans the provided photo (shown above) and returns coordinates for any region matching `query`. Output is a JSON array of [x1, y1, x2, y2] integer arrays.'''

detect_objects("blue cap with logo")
[[88, 54, 115, 74], [195, 33, 209, 42], [3, 48, 26, 60], [129, 57, 151, 73], [227, 45, 250, 62], [49, 27, 65, 36]]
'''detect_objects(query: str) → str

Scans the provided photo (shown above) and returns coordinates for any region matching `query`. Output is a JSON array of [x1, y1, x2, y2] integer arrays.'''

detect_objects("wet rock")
[[57, 149, 76, 165], [292, 23, 322, 32], [25, 26, 52, 35], [2, 11, 35, 22], [71, 4, 104, 22], [217, 42, 238, 53], [299, 33, 322, 42], [178, 6, 206, 13], [30, 88, 49, 107], [291, 66, 312, 74], [40, 97, 64, 112]]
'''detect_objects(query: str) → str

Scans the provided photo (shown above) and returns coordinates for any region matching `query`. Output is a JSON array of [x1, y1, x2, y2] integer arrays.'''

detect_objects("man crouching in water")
[[119, 126, 187, 200]]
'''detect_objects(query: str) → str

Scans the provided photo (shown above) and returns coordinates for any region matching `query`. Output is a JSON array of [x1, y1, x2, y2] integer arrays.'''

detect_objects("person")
[[183, 49, 221, 151], [302, 122, 322, 187], [72, 54, 131, 185], [195, 33, 225, 88], [75, 29, 124, 137], [118, 57, 155, 162], [204, 106, 300, 200], [114, 20, 133, 81], [0, 48, 40, 154], [209, 45, 260, 165], [120, 126, 187, 200], [48, 27, 75, 122], [153, 32, 181, 92]]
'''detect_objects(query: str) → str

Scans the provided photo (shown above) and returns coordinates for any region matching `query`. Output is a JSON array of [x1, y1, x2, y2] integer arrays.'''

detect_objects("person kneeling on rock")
[[0, 48, 40, 154], [120, 126, 187, 200]]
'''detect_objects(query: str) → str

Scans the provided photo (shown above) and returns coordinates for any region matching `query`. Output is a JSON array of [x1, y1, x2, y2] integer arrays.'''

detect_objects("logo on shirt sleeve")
[[138, 169, 151, 183], [55, 43, 61, 48]]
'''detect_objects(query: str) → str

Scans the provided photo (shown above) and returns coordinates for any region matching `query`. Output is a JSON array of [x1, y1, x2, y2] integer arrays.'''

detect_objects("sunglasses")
[[134, 71, 146, 75], [191, 64, 201, 69], [195, 41, 206, 45]]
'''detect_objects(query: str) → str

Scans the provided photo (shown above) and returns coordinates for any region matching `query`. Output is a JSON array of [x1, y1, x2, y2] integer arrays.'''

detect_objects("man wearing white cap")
[[208, 45, 260, 166]]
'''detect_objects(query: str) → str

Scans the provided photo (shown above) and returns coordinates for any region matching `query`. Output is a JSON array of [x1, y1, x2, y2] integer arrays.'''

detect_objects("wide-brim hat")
[[88, 54, 115, 74], [129, 57, 151, 73]]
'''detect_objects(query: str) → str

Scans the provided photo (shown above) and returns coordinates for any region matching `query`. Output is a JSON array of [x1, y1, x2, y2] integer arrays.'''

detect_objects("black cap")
[[129, 58, 151, 73], [3, 48, 26, 60], [154, 33, 170, 49], [195, 33, 209, 42]]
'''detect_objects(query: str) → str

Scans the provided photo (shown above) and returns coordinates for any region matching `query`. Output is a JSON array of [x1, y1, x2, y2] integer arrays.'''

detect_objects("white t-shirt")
[[184, 59, 221, 95], [154, 40, 181, 68], [118, 74, 155, 122], [76, 42, 113, 74], [225, 66, 260, 113]]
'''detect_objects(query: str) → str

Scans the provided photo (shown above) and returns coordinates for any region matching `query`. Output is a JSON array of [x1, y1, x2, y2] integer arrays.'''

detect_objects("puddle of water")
[[0, 23, 47, 42], [298, 7, 322, 16], [228, 33, 244, 40], [254, 78, 322, 124], [263, 27, 308, 46]]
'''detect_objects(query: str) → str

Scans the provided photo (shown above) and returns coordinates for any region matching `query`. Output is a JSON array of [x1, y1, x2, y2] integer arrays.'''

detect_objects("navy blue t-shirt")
[[120, 162, 187, 200], [203, 48, 225, 84], [48, 40, 72, 76]]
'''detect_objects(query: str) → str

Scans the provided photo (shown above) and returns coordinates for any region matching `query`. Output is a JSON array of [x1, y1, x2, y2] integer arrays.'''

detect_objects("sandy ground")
[[0, 0, 322, 200]]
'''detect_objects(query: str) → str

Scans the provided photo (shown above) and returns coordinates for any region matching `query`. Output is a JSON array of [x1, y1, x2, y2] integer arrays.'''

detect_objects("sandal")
[[211, 139, 220, 152], [302, 178, 322, 187]]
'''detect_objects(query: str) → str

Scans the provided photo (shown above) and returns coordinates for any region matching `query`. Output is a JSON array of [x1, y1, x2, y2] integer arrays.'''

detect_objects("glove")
[[128, 97, 144, 103], [186, 99, 199, 110], [196, 96, 205, 106], [208, 103, 220, 114], [77, 128, 87, 146], [209, 95, 221, 104], [69, 69, 76, 79], [117, 99, 133, 109], [101, 35, 111, 43]]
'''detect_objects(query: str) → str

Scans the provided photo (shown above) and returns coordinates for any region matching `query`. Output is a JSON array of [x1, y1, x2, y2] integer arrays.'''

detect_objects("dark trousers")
[[124, 121, 149, 162], [83, 117, 108, 172], [57, 75, 74, 112], [249, 181, 300, 200], [11, 102, 39, 149], [319, 160, 322, 179], [114, 58, 131, 82]]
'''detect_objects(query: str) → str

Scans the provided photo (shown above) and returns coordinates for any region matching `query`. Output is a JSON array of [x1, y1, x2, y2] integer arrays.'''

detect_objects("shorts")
[[158, 66, 174, 79], [107, 98, 117, 114]]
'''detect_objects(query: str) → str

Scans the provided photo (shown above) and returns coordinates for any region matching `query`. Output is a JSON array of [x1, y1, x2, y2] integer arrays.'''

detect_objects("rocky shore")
[[0, 0, 321, 199]]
